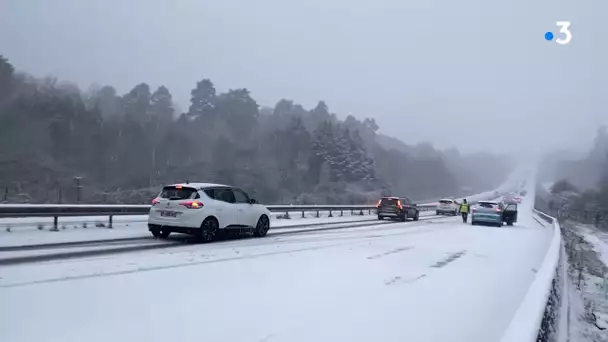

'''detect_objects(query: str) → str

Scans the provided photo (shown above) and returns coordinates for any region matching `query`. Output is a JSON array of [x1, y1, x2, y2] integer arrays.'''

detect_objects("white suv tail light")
[[180, 200, 204, 209]]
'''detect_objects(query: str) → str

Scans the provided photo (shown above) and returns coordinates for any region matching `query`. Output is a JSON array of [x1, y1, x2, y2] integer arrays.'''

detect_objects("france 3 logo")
[[545, 21, 572, 45]]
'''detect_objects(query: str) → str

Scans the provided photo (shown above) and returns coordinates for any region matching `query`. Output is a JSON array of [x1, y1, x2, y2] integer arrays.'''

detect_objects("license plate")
[[161, 211, 178, 217]]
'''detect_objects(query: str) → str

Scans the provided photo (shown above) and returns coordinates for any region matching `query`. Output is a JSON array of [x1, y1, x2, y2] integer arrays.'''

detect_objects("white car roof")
[[439, 198, 454, 201], [166, 182, 231, 189]]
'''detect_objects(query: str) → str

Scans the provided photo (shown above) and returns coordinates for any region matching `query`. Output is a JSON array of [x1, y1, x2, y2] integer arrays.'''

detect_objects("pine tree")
[[0, 55, 15, 105], [331, 127, 353, 182], [311, 121, 334, 184], [188, 79, 216, 120], [122, 83, 151, 122], [96, 86, 122, 118], [349, 129, 376, 181], [150, 86, 174, 124], [215, 88, 259, 142]]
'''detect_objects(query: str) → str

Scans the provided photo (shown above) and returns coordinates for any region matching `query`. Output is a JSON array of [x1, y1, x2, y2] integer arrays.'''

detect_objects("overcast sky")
[[1, 0, 605, 154]]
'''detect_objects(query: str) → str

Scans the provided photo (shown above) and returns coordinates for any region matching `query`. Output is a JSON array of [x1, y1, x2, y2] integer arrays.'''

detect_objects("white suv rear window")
[[160, 186, 199, 200], [439, 200, 453, 204]]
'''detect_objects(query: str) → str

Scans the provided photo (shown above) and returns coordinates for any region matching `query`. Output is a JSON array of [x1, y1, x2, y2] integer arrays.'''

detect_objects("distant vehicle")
[[436, 199, 459, 216], [148, 183, 272, 241], [377, 196, 420, 222], [471, 201, 518, 226], [512, 196, 522, 203], [503, 197, 518, 205]]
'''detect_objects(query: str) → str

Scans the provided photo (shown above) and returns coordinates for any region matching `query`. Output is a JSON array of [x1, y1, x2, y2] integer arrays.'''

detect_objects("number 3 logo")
[[555, 21, 572, 45]]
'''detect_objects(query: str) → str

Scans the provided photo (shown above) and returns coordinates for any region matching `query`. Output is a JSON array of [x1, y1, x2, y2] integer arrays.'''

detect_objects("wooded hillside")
[[0, 55, 512, 204]]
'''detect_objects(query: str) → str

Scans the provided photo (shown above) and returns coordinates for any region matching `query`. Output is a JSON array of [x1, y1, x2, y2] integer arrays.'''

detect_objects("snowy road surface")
[[0, 210, 553, 342]]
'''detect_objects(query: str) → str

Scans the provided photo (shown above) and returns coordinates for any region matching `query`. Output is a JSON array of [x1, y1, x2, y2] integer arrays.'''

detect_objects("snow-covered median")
[[0, 213, 384, 248]]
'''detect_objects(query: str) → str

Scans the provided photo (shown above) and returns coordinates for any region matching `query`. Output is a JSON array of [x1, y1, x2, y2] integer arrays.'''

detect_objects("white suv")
[[148, 183, 272, 241], [436, 199, 459, 216]]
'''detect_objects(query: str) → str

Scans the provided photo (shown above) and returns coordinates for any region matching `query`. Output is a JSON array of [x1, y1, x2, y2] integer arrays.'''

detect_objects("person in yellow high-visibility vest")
[[459, 199, 470, 223]]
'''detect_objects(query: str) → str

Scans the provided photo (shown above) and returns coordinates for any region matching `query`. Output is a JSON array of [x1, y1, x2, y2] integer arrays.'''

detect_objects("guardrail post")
[[316, 210, 320, 218], [301, 210, 305, 218], [368, 209, 371, 215], [108, 214, 113, 229], [74, 176, 82, 203], [51, 216, 59, 232], [359, 209, 364, 216], [284, 211, 290, 219], [340, 210, 343, 217], [328, 210, 333, 217], [351, 209, 354, 215]]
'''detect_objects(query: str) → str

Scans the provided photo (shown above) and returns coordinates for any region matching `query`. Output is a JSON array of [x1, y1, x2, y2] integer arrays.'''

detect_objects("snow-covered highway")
[[0, 200, 554, 342]]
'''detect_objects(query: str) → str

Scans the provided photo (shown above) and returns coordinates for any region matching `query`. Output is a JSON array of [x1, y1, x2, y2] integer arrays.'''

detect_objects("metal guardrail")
[[0, 203, 437, 218], [0, 189, 508, 231], [0, 204, 152, 217], [501, 209, 562, 342], [0, 203, 439, 231]]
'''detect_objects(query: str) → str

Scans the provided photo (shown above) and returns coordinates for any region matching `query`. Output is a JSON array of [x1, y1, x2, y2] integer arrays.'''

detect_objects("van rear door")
[[378, 197, 401, 217]]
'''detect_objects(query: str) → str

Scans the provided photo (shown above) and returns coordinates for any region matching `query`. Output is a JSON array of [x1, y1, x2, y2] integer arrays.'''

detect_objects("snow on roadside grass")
[[0, 213, 368, 246], [561, 221, 608, 341], [580, 228, 608, 268]]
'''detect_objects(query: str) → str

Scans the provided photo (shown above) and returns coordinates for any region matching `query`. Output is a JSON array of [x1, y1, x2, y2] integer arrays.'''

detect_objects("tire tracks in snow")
[[367, 246, 414, 260], [0, 215, 455, 266], [430, 250, 467, 268], [0, 218, 460, 288], [384, 274, 427, 285], [0, 235, 394, 288], [379, 250, 469, 287]]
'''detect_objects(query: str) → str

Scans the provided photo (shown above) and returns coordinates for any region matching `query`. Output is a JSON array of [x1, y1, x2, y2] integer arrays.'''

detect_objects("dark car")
[[377, 196, 420, 222]]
